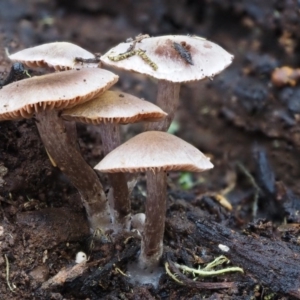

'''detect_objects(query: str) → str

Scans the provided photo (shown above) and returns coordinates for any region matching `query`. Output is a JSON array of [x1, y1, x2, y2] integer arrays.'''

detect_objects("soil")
[[1, 1, 300, 299]]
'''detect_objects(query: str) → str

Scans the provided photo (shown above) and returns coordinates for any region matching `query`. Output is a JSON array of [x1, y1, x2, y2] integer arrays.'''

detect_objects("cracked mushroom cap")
[[62, 90, 167, 124], [101, 35, 233, 82], [95, 131, 213, 173], [9, 42, 98, 71], [0, 68, 118, 120]]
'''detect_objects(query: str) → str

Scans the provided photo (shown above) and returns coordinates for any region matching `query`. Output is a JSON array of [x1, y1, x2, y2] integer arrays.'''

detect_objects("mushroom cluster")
[[3, 36, 233, 284], [0, 68, 118, 231], [101, 35, 233, 131], [5, 42, 167, 233], [62, 91, 167, 230], [95, 131, 213, 270]]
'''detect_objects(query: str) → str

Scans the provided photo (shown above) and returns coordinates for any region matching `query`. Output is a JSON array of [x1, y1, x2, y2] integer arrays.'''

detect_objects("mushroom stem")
[[35, 109, 112, 232], [139, 170, 167, 269], [99, 122, 121, 154], [146, 80, 181, 131], [64, 120, 79, 151], [99, 123, 130, 230]]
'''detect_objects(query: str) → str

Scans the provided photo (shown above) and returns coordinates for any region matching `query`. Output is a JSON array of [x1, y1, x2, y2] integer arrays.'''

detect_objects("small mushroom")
[[0, 68, 118, 232], [8, 42, 99, 71], [131, 212, 146, 234], [101, 35, 233, 131], [75, 252, 88, 264], [62, 91, 167, 231], [95, 131, 213, 273]]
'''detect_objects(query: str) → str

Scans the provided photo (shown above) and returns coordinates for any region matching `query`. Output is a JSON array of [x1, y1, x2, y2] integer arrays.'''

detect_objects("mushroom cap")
[[95, 131, 213, 173], [101, 35, 233, 82], [9, 42, 98, 71], [62, 90, 167, 124], [0, 68, 118, 120]]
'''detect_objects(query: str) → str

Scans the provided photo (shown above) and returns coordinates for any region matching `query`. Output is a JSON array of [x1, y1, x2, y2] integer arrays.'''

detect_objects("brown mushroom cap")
[[9, 42, 97, 71], [0, 68, 118, 120], [62, 90, 167, 124], [95, 131, 213, 173], [101, 35, 233, 82]]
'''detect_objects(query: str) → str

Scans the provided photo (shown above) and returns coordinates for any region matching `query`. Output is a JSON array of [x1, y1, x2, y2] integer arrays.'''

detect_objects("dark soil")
[[1, 1, 300, 299]]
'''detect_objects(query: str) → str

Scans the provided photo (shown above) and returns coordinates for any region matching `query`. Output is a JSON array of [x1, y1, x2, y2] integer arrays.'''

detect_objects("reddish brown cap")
[[0, 68, 118, 120], [9, 42, 98, 71], [95, 131, 213, 173], [62, 90, 167, 124], [101, 35, 233, 82]]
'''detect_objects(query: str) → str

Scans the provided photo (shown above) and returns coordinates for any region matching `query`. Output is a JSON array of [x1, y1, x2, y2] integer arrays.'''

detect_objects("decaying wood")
[[41, 262, 88, 290], [174, 212, 300, 298], [62, 235, 140, 298], [16, 208, 90, 249], [81, 237, 139, 288]]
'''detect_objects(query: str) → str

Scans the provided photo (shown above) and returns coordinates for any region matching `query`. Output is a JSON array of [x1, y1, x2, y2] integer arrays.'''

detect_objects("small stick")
[[125, 33, 150, 53], [236, 161, 261, 217], [113, 264, 129, 277], [4, 254, 16, 293], [165, 262, 183, 284]]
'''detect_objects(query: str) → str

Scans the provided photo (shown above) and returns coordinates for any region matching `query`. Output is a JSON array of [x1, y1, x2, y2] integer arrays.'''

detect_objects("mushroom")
[[8, 41, 102, 137], [0, 68, 118, 232], [8, 42, 102, 154], [101, 35, 233, 131], [8, 42, 99, 71], [62, 91, 167, 231], [94, 131, 213, 273]]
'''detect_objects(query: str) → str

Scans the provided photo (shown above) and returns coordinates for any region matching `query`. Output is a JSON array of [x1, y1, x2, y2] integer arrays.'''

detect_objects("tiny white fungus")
[[218, 244, 230, 252], [75, 251, 87, 264], [0, 226, 4, 236]]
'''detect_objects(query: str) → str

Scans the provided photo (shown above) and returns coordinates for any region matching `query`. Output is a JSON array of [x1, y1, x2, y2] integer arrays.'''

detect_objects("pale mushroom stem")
[[99, 123, 130, 231], [146, 80, 181, 131], [139, 170, 167, 269], [35, 109, 112, 232]]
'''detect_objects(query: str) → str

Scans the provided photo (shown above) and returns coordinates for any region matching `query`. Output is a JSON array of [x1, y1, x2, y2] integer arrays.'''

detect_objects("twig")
[[113, 264, 129, 277], [4, 254, 16, 293], [165, 262, 183, 284], [236, 161, 261, 217], [124, 33, 150, 53]]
